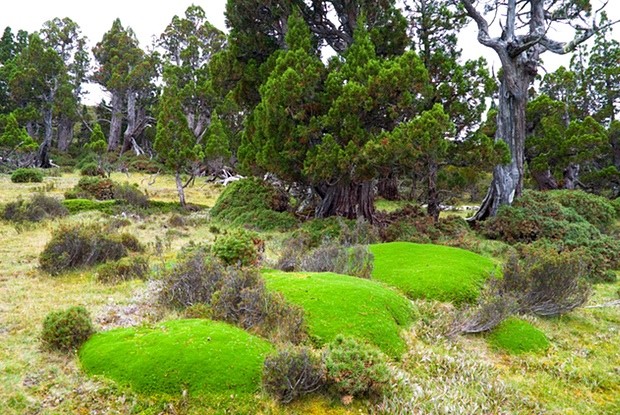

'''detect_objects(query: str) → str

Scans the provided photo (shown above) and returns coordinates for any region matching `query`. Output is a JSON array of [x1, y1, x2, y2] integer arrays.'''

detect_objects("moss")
[[487, 317, 550, 355], [61, 199, 117, 214], [79, 319, 274, 395], [370, 242, 497, 304], [262, 270, 416, 358]]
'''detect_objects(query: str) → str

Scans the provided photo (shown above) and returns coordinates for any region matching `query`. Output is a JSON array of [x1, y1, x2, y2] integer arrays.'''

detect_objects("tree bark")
[[108, 90, 124, 151], [56, 115, 74, 152], [316, 181, 375, 222], [427, 161, 440, 222], [610, 126, 620, 170], [175, 170, 187, 208], [532, 169, 559, 191], [563, 163, 580, 190], [37, 106, 54, 168], [377, 174, 400, 201]]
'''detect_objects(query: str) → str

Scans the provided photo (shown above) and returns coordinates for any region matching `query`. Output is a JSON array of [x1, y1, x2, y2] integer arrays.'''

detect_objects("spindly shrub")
[[112, 182, 149, 209], [263, 347, 325, 403], [213, 229, 262, 266], [296, 244, 374, 279], [39, 224, 129, 275], [10, 168, 43, 183], [323, 335, 390, 398], [97, 256, 150, 284], [2, 194, 68, 223], [41, 306, 94, 352]]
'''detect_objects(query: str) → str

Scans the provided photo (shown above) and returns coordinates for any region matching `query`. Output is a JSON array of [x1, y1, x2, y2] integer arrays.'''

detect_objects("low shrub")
[[61, 199, 117, 214], [97, 256, 150, 284], [11, 168, 43, 183], [41, 306, 94, 352], [2, 194, 68, 223], [296, 244, 374, 279], [548, 190, 616, 231], [210, 178, 297, 231], [72, 177, 115, 200], [213, 229, 262, 267], [167, 214, 187, 228], [263, 347, 325, 403], [39, 224, 129, 275], [487, 317, 550, 355], [611, 197, 620, 218], [79, 162, 105, 177], [113, 182, 149, 209], [117, 232, 144, 252], [322, 335, 390, 398]]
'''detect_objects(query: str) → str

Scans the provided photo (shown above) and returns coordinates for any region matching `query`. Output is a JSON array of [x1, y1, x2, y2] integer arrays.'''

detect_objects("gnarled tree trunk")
[[531, 169, 559, 191], [37, 106, 54, 168], [175, 170, 187, 208], [108, 91, 124, 151], [563, 163, 580, 190], [316, 181, 375, 222], [377, 174, 400, 201], [56, 115, 74, 152]]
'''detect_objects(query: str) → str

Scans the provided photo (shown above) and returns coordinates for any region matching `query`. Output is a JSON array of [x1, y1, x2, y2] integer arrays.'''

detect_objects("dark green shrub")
[[611, 197, 620, 219], [96, 256, 150, 284], [211, 178, 297, 231], [213, 229, 262, 266], [39, 224, 128, 275], [73, 177, 115, 200], [41, 306, 94, 352], [61, 199, 117, 214], [79, 162, 105, 177], [113, 182, 149, 209], [117, 232, 144, 252], [2, 194, 68, 223], [548, 190, 616, 231], [263, 347, 325, 403], [323, 335, 390, 397], [11, 168, 43, 183]]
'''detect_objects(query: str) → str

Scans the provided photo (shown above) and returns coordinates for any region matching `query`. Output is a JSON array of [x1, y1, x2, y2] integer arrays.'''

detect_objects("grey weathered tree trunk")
[[175, 170, 187, 208], [316, 181, 375, 223], [57, 115, 74, 152], [532, 169, 559, 191], [37, 106, 54, 168], [427, 160, 441, 222], [563, 163, 580, 190], [108, 91, 124, 151]]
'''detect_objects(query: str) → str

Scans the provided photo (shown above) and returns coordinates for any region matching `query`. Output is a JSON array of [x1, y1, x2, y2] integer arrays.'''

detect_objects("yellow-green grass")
[[487, 317, 550, 355], [262, 270, 416, 358], [370, 242, 497, 304], [79, 319, 274, 396]]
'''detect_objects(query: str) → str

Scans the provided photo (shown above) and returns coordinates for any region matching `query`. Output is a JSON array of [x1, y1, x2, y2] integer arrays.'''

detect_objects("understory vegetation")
[[0, 171, 618, 414]]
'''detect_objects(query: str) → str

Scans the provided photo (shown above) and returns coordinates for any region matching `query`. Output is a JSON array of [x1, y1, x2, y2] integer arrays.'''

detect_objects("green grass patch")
[[79, 319, 274, 396], [370, 242, 497, 304], [62, 198, 117, 214], [262, 270, 416, 358], [487, 317, 550, 355]]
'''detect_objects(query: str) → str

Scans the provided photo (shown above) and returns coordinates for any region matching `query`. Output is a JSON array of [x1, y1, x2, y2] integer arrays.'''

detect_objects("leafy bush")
[[210, 178, 297, 231], [71, 177, 115, 200], [39, 224, 129, 275], [118, 232, 144, 252], [323, 335, 390, 397], [61, 199, 117, 214], [2, 194, 68, 223], [97, 256, 150, 284], [293, 244, 374, 279], [10, 168, 43, 183], [263, 347, 325, 403], [79, 162, 105, 177], [487, 317, 550, 355], [611, 197, 620, 219], [548, 190, 616, 231], [213, 229, 262, 266], [41, 306, 94, 352]]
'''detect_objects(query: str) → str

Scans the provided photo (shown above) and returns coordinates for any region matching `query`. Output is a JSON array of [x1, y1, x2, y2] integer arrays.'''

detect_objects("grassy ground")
[[263, 270, 416, 358], [1, 172, 619, 414], [370, 242, 498, 304]]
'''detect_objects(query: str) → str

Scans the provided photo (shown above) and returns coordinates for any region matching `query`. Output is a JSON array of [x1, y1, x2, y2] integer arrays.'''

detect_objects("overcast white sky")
[[0, 0, 617, 103]]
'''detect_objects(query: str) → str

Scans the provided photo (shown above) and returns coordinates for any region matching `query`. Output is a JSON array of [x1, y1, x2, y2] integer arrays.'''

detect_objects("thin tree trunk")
[[108, 91, 124, 151], [121, 90, 137, 154], [175, 170, 187, 208], [427, 161, 440, 222], [37, 107, 54, 168], [316, 181, 375, 222]]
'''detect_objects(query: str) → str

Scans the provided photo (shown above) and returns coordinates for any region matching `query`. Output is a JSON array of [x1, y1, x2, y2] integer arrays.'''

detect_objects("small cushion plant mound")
[[487, 317, 550, 355], [10, 168, 43, 183], [79, 319, 274, 395], [370, 242, 497, 305], [262, 270, 416, 358], [41, 306, 94, 352], [210, 177, 297, 231]]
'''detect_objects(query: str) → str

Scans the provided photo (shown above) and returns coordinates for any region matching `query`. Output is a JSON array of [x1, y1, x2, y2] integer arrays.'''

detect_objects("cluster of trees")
[[0, 1, 617, 219]]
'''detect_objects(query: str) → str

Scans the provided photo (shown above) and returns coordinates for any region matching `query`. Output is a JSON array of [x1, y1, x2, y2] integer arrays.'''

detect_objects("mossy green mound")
[[370, 242, 496, 304], [262, 270, 416, 358], [79, 319, 274, 395], [487, 317, 550, 355]]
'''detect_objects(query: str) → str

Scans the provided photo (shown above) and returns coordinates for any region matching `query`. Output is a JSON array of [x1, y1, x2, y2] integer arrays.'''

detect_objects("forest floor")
[[0, 172, 618, 414]]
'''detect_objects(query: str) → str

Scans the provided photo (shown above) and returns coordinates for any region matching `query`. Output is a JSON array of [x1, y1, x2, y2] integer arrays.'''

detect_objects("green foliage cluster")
[[262, 270, 415, 357], [79, 162, 105, 177], [323, 335, 390, 398], [61, 198, 117, 214], [487, 317, 550, 355], [262, 346, 324, 404], [370, 242, 496, 305], [79, 319, 274, 395], [1, 193, 67, 223], [39, 224, 140, 275], [210, 178, 297, 231], [112, 182, 149, 209], [67, 176, 116, 200], [612, 197, 620, 218], [483, 190, 620, 281], [212, 229, 261, 266], [41, 306, 94, 352], [96, 256, 150, 284], [10, 168, 43, 183]]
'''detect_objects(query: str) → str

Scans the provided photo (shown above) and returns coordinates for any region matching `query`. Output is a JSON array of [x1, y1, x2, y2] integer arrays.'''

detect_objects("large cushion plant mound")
[[370, 242, 497, 304], [79, 319, 274, 395], [487, 317, 550, 355], [262, 270, 416, 358]]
